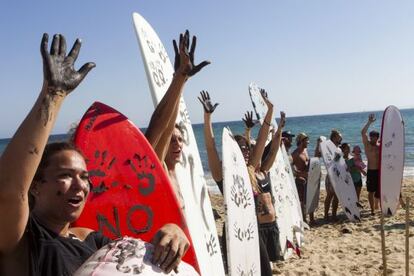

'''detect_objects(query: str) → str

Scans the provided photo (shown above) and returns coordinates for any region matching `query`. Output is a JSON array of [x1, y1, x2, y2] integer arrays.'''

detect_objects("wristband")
[[264, 120, 271, 126]]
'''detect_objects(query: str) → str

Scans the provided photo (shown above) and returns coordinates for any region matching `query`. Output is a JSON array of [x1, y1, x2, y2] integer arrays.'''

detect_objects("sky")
[[0, 0, 414, 138]]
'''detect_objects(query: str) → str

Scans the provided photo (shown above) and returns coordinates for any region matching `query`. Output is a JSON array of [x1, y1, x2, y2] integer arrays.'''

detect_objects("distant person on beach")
[[145, 30, 210, 211], [322, 129, 342, 221], [198, 90, 282, 275], [361, 113, 380, 215], [282, 131, 295, 152], [292, 133, 313, 224], [341, 144, 366, 202], [0, 33, 189, 275]]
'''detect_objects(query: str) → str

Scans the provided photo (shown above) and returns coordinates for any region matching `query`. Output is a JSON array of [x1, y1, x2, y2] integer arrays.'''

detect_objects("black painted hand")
[[151, 223, 190, 273], [198, 90, 219, 113], [41, 33, 95, 95], [279, 111, 286, 128], [242, 111, 256, 129], [173, 30, 210, 77], [260, 88, 273, 108], [368, 113, 376, 123]]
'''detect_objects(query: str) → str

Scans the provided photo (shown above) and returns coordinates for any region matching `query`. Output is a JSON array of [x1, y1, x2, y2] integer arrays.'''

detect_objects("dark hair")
[[340, 143, 350, 151], [369, 130, 380, 138], [30, 142, 84, 209], [234, 134, 248, 146], [33, 142, 84, 182], [330, 129, 340, 141]]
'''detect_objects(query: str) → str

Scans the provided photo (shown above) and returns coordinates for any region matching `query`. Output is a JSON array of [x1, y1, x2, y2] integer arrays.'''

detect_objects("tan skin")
[[361, 113, 380, 214], [292, 137, 311, 223], [0, 34, 188, 274], [323, 132, 342, 221], [342, 145, 366, 202], [145, 30, 209, 207]]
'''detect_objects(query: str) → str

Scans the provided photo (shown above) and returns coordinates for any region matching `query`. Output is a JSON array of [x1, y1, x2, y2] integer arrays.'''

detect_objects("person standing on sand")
[[198, 90, 279, 276], [342, 144, 366, 203], [315, 130, 342, 221], [292, 133, 313, 224], [361, 114, 380, 215]]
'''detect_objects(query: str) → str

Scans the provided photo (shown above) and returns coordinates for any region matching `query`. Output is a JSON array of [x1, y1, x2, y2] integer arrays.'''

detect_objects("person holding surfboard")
[[198, 90, 279, 275], [341, 144, 366, 203], [144, 30, 210, 212], [0, 33, 191, 275], [291, 133, 312, 224], [318, 129, 342, 221], [361, 113, 380, 215]]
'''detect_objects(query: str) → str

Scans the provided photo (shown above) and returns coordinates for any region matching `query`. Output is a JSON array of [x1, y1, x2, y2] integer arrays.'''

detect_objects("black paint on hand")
[[198, 90, 219, 113], [41, 33, 95, 95]]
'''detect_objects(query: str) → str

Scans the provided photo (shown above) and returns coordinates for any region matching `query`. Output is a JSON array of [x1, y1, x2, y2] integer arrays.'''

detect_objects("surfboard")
[[74, 237, 199, 276], [306, 157, 321, 214], [132, 12, 225, 276], [380, 105, 405, 216], [73, 102, 199, 271], [319, 137, 361, 222], [222, 127, 261, 276], [248, 82, 304, 259]]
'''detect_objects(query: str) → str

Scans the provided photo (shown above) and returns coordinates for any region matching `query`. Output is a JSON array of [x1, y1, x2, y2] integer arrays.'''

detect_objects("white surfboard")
[[319, 137, 361, 221], [306, 157, 321, 214], [222, 127, 261, 276], [74, 237, 199, 276], [380, 105, 405, 216], [132, 12, 225, 276], [248, 82, 304, 259]]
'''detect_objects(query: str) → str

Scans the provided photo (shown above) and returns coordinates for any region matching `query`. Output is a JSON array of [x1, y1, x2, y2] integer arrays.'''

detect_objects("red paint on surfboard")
[[72, 102, 199, 271]]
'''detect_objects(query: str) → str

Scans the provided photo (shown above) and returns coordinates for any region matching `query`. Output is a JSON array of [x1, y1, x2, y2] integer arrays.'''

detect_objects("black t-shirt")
[[1, 215, 110, 276]]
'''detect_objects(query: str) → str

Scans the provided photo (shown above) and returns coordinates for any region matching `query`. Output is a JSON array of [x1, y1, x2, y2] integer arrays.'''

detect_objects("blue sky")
[[0, 0, 413, 138]]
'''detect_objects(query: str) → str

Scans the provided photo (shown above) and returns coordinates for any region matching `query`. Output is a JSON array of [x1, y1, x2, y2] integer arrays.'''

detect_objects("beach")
[[210, 177, 414, 275]]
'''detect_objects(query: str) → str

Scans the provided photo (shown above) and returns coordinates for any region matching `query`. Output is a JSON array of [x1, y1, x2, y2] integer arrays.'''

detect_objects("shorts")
[[259, 222, 282, 262], [366, 169, 379, 198], [353, 179, 363, 188], [295, 178, 306, 204]]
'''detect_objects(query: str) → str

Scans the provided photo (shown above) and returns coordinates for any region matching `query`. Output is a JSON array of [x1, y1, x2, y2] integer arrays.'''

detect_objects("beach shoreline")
[[209, 177, 414, 275]]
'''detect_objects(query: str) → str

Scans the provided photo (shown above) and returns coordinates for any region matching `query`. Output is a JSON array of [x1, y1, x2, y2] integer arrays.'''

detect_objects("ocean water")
[[1, 109, 413, 178]]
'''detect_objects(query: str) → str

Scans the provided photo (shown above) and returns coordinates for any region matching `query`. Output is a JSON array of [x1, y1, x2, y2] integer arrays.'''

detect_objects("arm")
[[261, 111, 285, 172], [361, 113, 375, 148], [0, 34, 94, 252], [145, 30, 210, 162], [198, 91, 222, 182], [248, 89, 273, 168]]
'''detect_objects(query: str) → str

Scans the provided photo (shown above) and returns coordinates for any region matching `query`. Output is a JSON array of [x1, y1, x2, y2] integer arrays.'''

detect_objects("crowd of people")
[[0, 30, 385, 276]]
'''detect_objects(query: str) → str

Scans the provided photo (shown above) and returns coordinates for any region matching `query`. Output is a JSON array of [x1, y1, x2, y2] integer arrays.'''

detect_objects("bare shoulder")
[[70, 227, 95, 241]]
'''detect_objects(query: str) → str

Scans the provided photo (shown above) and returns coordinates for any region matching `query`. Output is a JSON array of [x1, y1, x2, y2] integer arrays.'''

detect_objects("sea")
[[1, 109, 413, 191]]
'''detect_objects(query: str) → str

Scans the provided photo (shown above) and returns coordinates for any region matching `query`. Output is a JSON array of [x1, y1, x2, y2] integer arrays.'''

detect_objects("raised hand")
[[173, 30, 210, 77], [242, 111, 256, 129], [41, 33, 95, 96], [198, 90, 219, 113], [279, 111, 286, 128], [368, 113, 376, 123], [260, 88, 273, 108]]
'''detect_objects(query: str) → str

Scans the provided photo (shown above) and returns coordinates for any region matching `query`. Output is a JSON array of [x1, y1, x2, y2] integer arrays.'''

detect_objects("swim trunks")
[[366, 169, 379, 198]]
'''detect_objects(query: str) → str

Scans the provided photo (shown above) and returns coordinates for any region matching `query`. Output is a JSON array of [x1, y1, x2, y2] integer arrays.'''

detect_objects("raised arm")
[[145, 30, 210, 162], [198, 91, 222, 183], [261, 111, 285, 173], [248, 89, 273, 168], [361, 113, 375, 148], [0, 34, 94, 252]]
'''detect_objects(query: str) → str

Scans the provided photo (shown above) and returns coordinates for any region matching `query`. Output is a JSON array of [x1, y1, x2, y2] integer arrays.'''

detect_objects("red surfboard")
[[72, 102, 199, 272]]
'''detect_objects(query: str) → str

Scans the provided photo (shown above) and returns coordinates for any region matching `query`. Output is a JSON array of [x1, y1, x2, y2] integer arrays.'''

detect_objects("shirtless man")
[[361, 113, 380, 215], [292, 133, 311, 223]]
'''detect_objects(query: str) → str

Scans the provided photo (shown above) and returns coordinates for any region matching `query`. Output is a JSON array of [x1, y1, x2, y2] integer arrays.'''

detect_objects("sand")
[[209, 177, 414, 276]]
